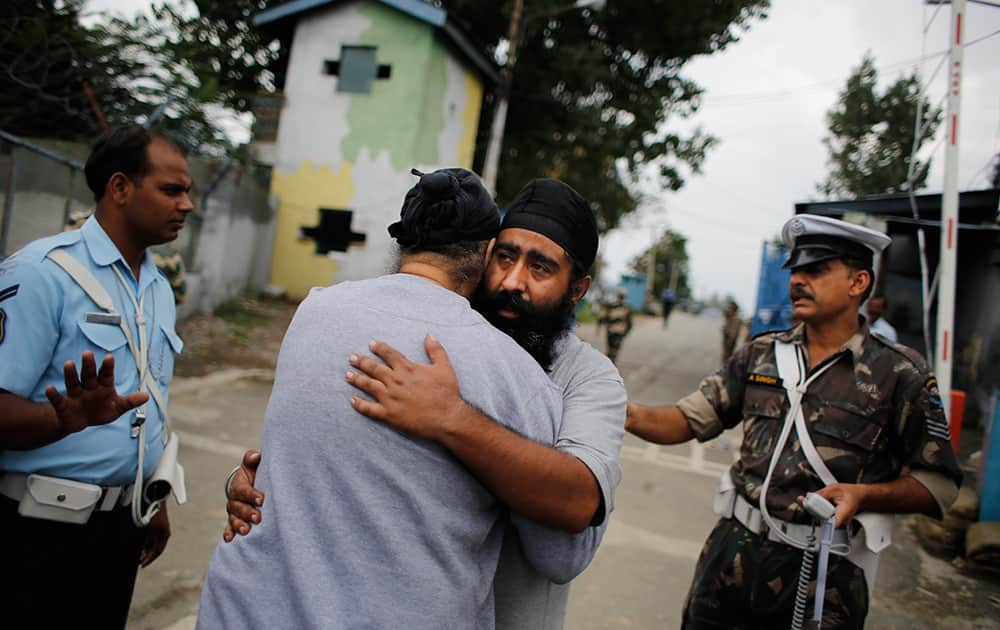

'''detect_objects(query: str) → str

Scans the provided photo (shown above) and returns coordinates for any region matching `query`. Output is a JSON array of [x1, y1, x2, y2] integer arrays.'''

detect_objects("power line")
[[964, 96, 1000, 187], [699, 28, 1000, 110]]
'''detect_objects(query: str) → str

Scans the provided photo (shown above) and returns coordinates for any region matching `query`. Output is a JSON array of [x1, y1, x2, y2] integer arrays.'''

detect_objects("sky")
[[601, 0, 1000, 310], [89, 1, 1000, 311]]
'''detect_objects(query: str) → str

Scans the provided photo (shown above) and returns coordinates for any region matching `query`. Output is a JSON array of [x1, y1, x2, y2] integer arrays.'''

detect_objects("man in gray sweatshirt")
[[197, 169, 564, 629], [225, 179, 627, 629]]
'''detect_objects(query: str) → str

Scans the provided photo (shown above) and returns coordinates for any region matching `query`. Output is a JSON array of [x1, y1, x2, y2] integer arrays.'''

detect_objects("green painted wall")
[[341, 1, 448, 170]]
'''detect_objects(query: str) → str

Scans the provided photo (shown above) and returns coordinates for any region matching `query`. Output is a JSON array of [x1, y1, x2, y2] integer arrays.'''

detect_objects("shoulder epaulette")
[[749, 326, 794, 343], [870, 333, 929, 373]]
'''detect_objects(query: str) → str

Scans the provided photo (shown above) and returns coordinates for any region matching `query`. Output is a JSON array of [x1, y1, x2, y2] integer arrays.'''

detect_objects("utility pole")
[[482, 0, 523, 193], [482, 1, 605, 193], [935, 0, 965, 407]]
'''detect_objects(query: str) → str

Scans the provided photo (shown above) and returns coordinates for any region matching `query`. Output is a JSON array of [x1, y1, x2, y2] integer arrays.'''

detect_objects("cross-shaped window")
[[298, 208, 367, 254], [324, 45, 392, 94]]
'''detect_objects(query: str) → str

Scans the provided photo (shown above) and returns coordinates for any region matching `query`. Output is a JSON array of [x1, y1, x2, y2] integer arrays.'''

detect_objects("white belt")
[[733, 494, 849, 553], [0, 473, 133, 511]]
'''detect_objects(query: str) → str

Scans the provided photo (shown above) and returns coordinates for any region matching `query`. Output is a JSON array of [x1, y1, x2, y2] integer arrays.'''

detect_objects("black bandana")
[[500, 179, 598, 271], [389, 168, 499, 248]]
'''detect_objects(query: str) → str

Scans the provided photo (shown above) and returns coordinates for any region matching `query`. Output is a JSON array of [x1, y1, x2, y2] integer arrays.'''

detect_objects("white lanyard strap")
[[109, 264, 148, 397], [48, 249, 152, 423], [772, 340, 894, 593], [775, 342, 838, 486], [758, 341, 839, 549]]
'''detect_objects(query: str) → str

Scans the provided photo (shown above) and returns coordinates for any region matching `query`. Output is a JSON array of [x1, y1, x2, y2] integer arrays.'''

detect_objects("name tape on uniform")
[[747, 373, 783, 388]]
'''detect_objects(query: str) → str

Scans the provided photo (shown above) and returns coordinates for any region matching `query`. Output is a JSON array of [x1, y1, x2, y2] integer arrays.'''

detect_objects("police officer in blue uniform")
[[0, 125, 192, 628]]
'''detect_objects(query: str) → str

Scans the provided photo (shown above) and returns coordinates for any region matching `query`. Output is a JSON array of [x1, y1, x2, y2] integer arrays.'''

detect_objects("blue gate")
[[750, 241, 793, 337]]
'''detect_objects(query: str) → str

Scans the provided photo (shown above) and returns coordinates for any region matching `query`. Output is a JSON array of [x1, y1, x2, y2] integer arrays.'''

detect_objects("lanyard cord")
[[109, 264, 149, 403], [109, 263, 160, 526], [758, 345, 839, 550]]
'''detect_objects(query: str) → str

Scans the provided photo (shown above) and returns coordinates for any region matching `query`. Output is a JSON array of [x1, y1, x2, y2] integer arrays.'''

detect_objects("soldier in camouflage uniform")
[[626, 215, 962, 629], [66, 209, 187, 305], [600, 288, 632, 364]]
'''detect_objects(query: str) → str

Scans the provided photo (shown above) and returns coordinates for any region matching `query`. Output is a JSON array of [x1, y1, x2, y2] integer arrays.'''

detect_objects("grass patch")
[[213, 297, 266, 341]]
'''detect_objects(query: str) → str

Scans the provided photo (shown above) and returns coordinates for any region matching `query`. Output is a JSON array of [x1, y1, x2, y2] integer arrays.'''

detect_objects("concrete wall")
[[0, 141, 93, 255], [0, 140, 275, 320], [266, 0, 485, 298], [180, 162, 276, 318]]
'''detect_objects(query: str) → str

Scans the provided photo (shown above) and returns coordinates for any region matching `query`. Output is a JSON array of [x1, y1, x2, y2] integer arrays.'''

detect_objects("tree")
[[160, 0, 769, 230], [0, 1, 230, 153], [449, 0, 769, 231], [151, 0, 283, 113], [818, 53, 942, 198], [627, 229, 691, 300]]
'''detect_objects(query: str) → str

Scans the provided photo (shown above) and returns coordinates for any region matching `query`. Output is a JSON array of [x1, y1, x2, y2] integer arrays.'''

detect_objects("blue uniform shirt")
[[0, 216, 183, 486]]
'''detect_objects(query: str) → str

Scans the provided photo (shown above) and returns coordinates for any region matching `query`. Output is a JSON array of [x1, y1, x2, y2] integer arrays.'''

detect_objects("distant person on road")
[[867, 295, 898, 343], [200, 173, 627, 629], [661, 287, 676, 327], [721, 300, 742, 362], [221, 177, 627, 630], [0, 125, 190, 629], [626, 214, 961, 629], [601, 288, 633, 365]]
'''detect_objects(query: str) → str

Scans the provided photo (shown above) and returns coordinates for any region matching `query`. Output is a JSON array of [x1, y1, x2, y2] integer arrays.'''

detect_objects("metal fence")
[[0, 130, 93, 259]]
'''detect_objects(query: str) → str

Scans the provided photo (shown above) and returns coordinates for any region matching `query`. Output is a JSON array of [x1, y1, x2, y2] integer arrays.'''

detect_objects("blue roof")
[[253, 0, 498, 83]]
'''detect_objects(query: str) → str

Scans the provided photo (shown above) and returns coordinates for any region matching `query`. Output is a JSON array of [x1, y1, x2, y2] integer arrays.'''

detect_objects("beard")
[[472, 284, 577, 371]]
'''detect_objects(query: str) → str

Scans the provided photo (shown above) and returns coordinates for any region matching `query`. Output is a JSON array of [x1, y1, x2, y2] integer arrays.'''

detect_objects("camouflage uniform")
[[65, 210, 187, 305], [600, 295, 632, 364], [677, 322, 963, 630]]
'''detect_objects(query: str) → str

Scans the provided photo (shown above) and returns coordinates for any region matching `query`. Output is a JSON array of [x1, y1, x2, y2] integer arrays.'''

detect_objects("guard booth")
[[250, 0, 498, 298]]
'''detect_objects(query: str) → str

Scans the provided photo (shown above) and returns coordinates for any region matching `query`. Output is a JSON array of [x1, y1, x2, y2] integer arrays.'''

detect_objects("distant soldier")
[[721, 301, 741, 362], [601, 288, 632, 364], [67, 209, 187, 305]]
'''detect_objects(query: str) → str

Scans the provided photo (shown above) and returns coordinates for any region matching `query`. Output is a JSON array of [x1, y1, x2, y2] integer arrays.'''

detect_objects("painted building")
[[253, 0, 497, 298]]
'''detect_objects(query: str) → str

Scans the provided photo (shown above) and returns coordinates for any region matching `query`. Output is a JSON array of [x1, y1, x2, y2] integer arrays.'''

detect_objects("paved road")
[[127, 312, 999, 629]]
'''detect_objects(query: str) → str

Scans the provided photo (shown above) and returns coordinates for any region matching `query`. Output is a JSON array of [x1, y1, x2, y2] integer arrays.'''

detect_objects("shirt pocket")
[[812, 401, 886, 452], [741, 384, 786, 458], [154, 322, 183, 387], [77, 320, 128, 354], [742, 384, 785, 419]]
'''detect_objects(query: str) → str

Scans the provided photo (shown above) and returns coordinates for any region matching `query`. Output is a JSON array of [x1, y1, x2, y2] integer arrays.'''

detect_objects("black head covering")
[[500, 179, 599, 272], [389, 168, 499, 248]]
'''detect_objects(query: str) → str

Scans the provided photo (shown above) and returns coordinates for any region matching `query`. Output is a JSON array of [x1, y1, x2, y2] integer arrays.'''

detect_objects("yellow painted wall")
[[458, 72, 483, 169], [269, 160, 356, 298]]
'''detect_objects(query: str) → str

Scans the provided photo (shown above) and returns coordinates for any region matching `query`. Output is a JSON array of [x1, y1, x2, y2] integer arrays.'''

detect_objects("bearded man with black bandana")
[[223, 178, 627, 630]]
